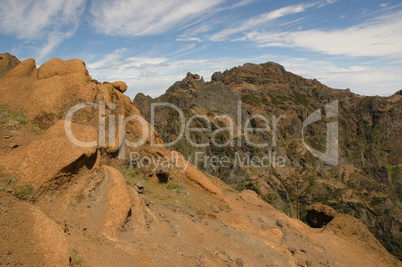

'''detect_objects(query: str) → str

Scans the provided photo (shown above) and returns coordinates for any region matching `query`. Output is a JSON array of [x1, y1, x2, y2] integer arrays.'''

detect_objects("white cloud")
[[176, 37, 202, 42], [86, 48, 129, 69], [232, 0, 256, 8], [208, 2, 314, 41], [90, 0, 225, 36], [0, 0, 85, 39], [0, 0, 86, 61], [276, 57, 401, 96], [37, 28, 77, 62], [317, 0, 339, 8], [241, 10, 402, 59]]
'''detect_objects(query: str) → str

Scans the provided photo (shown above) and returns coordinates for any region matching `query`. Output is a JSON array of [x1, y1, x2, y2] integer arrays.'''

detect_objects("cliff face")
[[134, 62, 402, 259]]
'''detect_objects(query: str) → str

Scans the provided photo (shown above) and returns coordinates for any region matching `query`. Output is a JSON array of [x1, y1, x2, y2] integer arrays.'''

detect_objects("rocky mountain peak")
[[212, 62, 287, 84]]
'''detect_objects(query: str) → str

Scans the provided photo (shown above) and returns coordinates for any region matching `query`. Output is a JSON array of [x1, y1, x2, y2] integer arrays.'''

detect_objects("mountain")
[[0, 53, 400, 266], [134, 62, 402, 259]]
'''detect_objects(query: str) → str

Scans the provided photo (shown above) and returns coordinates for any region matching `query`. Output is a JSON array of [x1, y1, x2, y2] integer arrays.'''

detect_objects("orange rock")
[[0, 120, 98, 189], [38, 58, 88, 79], [112, 81, 128, 93], [103, 166, 133, 238], [3, 58, 36, 78]]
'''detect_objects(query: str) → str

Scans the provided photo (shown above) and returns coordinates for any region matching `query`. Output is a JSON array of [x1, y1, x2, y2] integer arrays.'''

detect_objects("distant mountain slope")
[[134, 62, 402, 258]]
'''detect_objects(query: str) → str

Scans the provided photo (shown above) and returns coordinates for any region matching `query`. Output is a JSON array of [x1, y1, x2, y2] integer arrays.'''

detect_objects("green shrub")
[[166, 182, 185, 194], [13, 185, 34, 202], [387, 164, 401, 183], [6, 176, 17, 186]]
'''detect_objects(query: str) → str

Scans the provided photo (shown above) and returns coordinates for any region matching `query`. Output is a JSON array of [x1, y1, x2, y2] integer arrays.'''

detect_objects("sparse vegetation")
[[241, 94, 261, 105], [120, 166, 142, 187], [0, 175, 35, 202], [0, 104, 28, 128], [13, 185, 34, 202], [33, 124, 44, 135], [166, 182, 185, 194], [387, 164, 401, 183], [70, 249, 84, 266], [6, 176, 17, 186], [292, 91, 310, 107], [84, 233, 104, 245]]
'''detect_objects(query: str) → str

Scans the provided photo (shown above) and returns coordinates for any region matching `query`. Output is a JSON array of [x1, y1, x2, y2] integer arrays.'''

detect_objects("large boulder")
[[0, 120, 98, 189], [38, 58, 88, 79], [111, 81, 128, 93]]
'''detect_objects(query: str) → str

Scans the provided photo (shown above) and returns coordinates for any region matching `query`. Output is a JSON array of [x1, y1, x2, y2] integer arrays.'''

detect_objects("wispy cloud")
[[37, 28, 77, 62], [90, 0, 227, 36], [0, 0, 86, 39], [176, 37, 202, 42], [231, 0, 257, 8], [0, 0, 86, 61], [240, 10, 402, 59], [208, 2, 316, 41], [278, 56, 402, 96]]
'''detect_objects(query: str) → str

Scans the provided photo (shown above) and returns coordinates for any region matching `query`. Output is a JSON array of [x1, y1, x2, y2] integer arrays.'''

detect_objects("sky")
[[1, 0, 402, 99]]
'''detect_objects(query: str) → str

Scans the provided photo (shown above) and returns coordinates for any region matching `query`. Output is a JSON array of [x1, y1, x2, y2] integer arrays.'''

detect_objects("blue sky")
[[1, 0, 401, 99]]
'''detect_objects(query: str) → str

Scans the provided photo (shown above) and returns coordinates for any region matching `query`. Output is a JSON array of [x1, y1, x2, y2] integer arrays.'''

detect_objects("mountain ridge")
[[134, 61, 402, 259]]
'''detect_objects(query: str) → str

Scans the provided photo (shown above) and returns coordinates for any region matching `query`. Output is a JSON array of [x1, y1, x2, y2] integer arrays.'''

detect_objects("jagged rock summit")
[[0, 54, 400, 266]]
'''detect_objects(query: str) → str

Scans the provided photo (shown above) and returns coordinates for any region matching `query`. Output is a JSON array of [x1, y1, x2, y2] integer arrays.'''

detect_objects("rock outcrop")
[[37, 58, 89, 79]]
